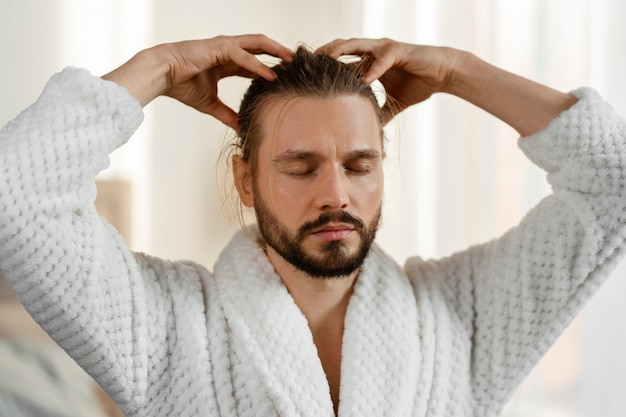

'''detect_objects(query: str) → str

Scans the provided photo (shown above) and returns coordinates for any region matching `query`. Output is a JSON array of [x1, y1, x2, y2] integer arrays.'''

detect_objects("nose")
[[315, 166, 349, 210]]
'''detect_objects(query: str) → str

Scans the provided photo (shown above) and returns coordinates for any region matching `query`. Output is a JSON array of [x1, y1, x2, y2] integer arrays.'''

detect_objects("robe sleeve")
[[0, 68, 155, 413], [406, 87, 626, 411]]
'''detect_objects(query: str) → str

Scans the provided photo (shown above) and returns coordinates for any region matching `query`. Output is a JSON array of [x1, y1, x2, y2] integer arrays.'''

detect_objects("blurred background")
[[1, 0, 626, 416]]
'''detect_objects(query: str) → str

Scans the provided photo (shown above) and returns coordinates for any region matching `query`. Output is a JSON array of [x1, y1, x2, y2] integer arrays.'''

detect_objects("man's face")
[[241, 95, 384, 279]]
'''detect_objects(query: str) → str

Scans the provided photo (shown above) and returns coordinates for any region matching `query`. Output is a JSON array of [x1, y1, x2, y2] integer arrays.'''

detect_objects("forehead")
[[256, 95, 383, 157]]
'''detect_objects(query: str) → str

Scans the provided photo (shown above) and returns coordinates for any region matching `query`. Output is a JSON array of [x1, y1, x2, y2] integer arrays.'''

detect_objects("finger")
[[225, 46, 280, 82], [362, 53, 397, 84], [233, 67, 258, 79], [235, 34, 294, 62], [316, 38, 347, 55], [319, 38, 379, 59], [213, 61, 258, 80], [203, 98, 239, 131], [316, 38, 399, 84]]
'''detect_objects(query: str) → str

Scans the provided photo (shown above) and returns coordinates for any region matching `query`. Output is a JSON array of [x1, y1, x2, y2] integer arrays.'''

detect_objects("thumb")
[[202, 99, 239, 131]]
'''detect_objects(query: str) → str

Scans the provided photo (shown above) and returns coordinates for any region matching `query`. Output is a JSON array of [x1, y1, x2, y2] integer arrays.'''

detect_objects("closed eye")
[[346, 167, 371, 175], [278, 162, 318, 177], [273, 149, 381, 177], [287, 169, 317, 177], [344, 157, 378, 175], [347, 163, 372, 173]]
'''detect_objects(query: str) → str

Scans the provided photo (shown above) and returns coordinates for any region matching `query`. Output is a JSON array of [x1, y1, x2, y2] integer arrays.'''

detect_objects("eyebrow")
[[272, 149, 382, 165]]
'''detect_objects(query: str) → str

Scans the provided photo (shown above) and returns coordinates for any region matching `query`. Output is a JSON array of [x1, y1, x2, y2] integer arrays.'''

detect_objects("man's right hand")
[[102, 35, 293, 130]]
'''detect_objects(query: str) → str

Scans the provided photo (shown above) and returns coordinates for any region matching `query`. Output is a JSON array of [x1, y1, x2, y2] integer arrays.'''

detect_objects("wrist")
[[440, 49, 486, 99], [439, 49, 578, 136], [102, 46, 170, 107]]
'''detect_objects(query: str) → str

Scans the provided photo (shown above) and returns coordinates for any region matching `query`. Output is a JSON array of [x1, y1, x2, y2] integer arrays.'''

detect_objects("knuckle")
[[250, 33, 268, 43], [212, 36, 231, 50]]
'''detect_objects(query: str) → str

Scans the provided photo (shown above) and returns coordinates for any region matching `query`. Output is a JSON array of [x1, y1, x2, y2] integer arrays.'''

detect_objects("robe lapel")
[[214, 231, 420, 416], [214, 231, 335, 417], [338, 245, 420, 417]]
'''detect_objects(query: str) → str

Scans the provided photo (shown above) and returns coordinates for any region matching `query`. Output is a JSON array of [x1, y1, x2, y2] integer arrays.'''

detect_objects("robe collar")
[[213, 229, 420, 416]]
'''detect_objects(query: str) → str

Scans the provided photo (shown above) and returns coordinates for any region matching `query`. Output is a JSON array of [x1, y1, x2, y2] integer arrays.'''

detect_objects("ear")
[[233, 155, 254, 207]]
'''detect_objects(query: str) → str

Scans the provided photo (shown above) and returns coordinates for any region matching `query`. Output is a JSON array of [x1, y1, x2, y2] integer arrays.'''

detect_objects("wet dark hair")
[[236, 46, 384, 176]]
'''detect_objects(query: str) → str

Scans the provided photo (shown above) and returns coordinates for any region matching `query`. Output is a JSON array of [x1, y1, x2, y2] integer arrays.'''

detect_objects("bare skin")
[[103, 35, 578, 415], [269, 248, 353, 415], [234, 95, 384, 413], [287, 275, 352, 414], [102, 35, 294, 129], [320, 38, 578, 136]]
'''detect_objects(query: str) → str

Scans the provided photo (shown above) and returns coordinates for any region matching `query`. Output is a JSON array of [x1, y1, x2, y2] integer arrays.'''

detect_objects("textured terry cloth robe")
[[1, 67, 626, 417]]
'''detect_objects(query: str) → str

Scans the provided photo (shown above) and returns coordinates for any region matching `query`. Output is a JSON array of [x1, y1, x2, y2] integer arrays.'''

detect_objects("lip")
[[310, 224, 355, 241]]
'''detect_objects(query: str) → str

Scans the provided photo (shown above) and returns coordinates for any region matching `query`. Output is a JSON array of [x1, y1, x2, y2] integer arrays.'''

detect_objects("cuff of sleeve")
[[38, 67, 144, 146], [517, 87, 617, 173]]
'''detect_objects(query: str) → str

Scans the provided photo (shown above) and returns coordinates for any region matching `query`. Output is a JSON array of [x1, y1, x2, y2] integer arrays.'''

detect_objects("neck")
[[265, 247, 357, 326], [265, 247, 355, 415]]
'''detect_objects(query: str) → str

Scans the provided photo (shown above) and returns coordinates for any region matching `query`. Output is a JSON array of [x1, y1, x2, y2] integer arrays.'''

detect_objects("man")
[[1, 34, 625, 416]]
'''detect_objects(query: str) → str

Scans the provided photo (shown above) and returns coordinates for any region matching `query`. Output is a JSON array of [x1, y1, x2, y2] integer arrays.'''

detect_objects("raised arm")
[[0, 35, 292, 414], [103, 34, 292, 129], [321, 38, 577, 136], [322, 38, 626, 413]]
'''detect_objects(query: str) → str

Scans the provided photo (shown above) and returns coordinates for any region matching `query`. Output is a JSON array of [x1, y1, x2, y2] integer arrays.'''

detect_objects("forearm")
[[420, 88, 626, 411], [444, 50, 578, 137], [0, 68, 146, 404], [99, 36, 292, 128], [102, 46, 170, 107]]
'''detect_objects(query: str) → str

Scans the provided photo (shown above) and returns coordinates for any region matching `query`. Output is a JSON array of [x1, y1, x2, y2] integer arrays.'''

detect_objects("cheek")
[[275, 178, 311, 207], [354, 170, 384, 202], [259, 174, 309, 215], [352, 176, 384, 222]]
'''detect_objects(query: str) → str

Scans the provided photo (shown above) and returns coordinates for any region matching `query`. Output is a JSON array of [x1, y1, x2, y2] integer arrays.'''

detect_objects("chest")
[[312, 327, 344, 415]]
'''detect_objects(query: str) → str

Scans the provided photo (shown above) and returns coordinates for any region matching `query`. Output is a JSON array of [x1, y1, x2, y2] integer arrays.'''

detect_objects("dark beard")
[[253, 195, 381, 279]]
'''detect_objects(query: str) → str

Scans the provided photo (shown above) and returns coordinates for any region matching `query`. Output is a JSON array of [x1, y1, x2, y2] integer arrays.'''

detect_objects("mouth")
[[310, 223, 355, 241]]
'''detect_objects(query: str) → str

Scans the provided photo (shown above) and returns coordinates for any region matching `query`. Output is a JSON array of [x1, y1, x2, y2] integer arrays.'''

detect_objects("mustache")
[[297, 210, 366, 239]]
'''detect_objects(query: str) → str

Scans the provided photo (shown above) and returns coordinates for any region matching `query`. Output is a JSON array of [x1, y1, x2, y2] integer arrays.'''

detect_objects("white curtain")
[[369, 1, 626, 416]]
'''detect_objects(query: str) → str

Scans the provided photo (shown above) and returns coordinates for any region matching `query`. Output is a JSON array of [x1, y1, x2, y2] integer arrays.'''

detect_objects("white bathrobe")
[[1, 68, 626, 417]]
